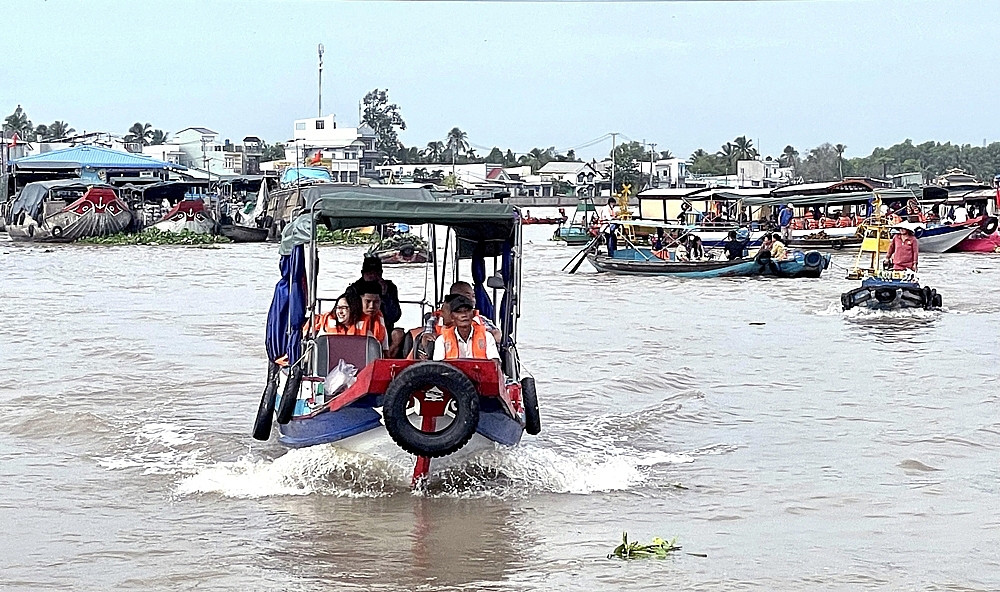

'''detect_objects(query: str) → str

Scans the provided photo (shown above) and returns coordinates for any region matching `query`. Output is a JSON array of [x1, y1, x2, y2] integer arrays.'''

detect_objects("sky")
[[2, 0, 999, 161]]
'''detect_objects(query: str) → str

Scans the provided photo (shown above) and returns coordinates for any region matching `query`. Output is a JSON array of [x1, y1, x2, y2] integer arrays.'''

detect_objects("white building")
[[736, 158, 794, 188], [143, 127, 247, 177], [289, 115, 378, 184], [538, 161, 603, 196]]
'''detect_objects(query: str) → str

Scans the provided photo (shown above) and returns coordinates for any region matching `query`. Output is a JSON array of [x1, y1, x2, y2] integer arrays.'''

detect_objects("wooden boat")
[[369, 232, 431, 264], [153, 198, 216, 234], [252, 187, 538, 488], [5, 179, 131, 242], [219, 224, 268, 242], [840, 197, 941, 310], [552, 200, 597, 245], [218, 178, 273, 243], [587, 248, 830, 278]]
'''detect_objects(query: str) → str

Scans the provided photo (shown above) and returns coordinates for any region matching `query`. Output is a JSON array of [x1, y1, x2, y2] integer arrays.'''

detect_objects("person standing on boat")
[[598, 198, 617, 222], [432, 296, 500, 361], [885, 225, 919, 272], [778, 204, 795, 242]]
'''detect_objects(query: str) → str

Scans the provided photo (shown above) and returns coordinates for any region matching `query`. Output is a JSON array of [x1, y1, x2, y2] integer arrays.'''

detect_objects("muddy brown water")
[[1, 226, 999, 590]]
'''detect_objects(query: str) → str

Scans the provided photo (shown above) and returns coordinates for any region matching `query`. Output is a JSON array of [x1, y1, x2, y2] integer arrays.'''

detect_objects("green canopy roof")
[[279, 188, 517, 255], [739, 188, 917, 207]]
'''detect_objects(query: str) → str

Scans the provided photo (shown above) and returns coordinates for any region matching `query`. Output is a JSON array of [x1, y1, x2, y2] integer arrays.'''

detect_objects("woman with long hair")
[[315, 290, 365, 335]]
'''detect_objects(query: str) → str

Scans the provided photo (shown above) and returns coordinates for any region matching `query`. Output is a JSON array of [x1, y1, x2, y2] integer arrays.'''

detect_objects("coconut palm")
[[3, 105, 34, 139], [445, 127, 469, 158], [659, 149, 674, 160], [150, 129, 169, 145], [779, 145, 799, 168], [47, 120, 74, 139], [717, 142, 738, 174], [425, 141, 445, 163], [834, 143, 847, 179], [124, 122, 153, 146], [732, 136, 759, 161]]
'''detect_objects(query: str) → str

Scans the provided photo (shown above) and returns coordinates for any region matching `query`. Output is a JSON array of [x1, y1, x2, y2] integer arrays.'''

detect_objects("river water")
[[1, 224, 998, 591]]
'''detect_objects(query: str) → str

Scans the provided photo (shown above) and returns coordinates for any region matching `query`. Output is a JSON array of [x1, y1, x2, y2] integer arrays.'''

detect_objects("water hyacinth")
[[315, 226, 379, 245], [76, 229, 231, 245], [609, 532, 681, 559]]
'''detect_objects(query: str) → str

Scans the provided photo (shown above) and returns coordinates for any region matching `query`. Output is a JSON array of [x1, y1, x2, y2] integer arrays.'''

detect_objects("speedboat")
[[840, 198, 941, 310], [5, 179, 131, 242], [252, 186, 539, 487]]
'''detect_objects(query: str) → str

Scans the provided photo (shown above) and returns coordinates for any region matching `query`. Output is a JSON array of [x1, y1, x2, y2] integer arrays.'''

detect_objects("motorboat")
[[5, 179, 131, 242], [840, 198, 941, 310], [252, 186, 539, 487]]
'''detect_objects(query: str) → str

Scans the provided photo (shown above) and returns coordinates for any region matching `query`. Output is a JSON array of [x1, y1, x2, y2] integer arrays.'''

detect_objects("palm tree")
[[47, 120, 74, 139], [659, 149, 674, 160], [465, 148, 478, 163], [150, 129, 169, 145], [717, 142, 738, 174], [834, 143, 847, 179], [124, 122, 153, 146], [4, 105, 34, 139], [425, 141, 445, 163], [732, 136, 758, 161], [779, 145, 799, 168], [445, 127, 469, 158]]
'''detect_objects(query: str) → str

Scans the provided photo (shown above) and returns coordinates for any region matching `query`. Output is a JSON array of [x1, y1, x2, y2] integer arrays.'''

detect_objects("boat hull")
[[153, 200, 216, 234], [955, 231, 1000, 252], [6, 190, 132, 242], [916, 223, 977, 253], [587, 249, 830, 278], [219, 224, 269, 243], [841, 278, 941, 310]]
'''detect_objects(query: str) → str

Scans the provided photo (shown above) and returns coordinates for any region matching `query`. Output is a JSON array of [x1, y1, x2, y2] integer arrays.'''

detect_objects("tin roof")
[[11, 146, 183, 170]]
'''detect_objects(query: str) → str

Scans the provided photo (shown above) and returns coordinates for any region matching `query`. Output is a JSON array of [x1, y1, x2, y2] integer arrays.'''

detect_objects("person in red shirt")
[[885, 225, 919, 271]]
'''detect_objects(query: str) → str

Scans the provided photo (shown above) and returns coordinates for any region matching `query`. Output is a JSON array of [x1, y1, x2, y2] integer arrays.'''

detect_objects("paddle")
[[564, 235, 601, 274]]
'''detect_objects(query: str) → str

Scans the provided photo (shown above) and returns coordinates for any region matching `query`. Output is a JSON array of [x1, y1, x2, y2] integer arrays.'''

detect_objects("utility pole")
[[650, 142, 657, 189], [610, 132, 618, 197], [318, 44, 325, 118]]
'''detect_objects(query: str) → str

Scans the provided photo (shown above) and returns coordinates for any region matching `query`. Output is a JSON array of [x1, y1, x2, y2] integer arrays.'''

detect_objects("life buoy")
[[252, 361, 281, 440], [521, 377, 541, 435], [382, 361, 480, 458], [980, 216, 998, 235], [275, 364, 303, 424], [913, 227, 924, 238]]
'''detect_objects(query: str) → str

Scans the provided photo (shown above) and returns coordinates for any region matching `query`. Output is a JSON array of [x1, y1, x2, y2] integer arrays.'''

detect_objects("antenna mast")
[[318, 44, 325, 117]]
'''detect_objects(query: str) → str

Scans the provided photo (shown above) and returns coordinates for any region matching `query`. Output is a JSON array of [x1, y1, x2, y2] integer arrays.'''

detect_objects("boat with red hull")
[[5, 179, 132, 242]]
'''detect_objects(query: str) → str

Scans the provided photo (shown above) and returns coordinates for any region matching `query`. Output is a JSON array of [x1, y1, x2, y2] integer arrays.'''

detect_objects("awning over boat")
[[8, 179, 113, 218], [740, 188, 917, 207], [279, 187, 516, 255]]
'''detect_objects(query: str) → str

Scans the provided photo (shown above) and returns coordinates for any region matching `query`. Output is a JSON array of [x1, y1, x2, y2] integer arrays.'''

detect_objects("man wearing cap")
[[885, 224, 919, 272], [448, 281, 502, 342], [432, 295, 500, 361], [778, 203, 795, 242]]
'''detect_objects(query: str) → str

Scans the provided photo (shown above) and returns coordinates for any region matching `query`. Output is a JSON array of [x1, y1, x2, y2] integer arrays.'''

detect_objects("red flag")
[[7, 132, 19, 147]]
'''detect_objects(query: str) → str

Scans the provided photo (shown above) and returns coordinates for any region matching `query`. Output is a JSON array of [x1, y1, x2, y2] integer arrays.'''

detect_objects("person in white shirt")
[[953, 205, 968, 224], [432, 296, 500, 361], [598, 198, 617, 222]]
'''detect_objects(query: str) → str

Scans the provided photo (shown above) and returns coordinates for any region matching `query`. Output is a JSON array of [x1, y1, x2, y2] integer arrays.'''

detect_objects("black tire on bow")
[[252, 361, 281, 440], [399, 244, 415, 258], [275, 364, 303, 425], [521, 377, 541, 435], [382, 361, 480, 458], [922, 286, 933, 309], [841, 293, 852, 310], [981, 216, 998, 235], [51, 226, 63, 239], [932, 290, 942, 308]]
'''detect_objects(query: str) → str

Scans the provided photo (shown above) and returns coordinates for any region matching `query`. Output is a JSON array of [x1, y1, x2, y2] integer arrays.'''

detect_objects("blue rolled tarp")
[[265, 244, 307, 365]]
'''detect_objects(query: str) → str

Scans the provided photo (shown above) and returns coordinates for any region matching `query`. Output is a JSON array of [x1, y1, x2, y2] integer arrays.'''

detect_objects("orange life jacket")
[[807, 218, 820, 230], [837, 216, 853, 228], [791, 218, 805, 230], [362, 312, 388, 348], [441, 324, 489, 360], [821, 217, 837, 228], [314, 312, 364, 336]]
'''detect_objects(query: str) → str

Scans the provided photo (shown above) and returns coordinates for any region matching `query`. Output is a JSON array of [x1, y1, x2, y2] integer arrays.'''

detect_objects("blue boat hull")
[[588, 248, 830, 278]]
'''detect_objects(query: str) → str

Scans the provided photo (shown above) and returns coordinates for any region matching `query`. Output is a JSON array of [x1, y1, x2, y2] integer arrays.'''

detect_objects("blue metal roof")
[[11, 145, 184, 170]]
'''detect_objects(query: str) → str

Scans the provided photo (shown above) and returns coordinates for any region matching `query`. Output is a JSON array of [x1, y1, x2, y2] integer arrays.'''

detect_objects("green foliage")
[[552, 179, 574, 196], [362, 88, 406, 161], [797, 143, 842, 182], [446, 127, 469, 160], [485, 147, 505, 164], [610, 141, 646, 190], [314, 226, 379, 245], [4, 105, 34, 140], [375, 232, 428, 251], [76, 228, 231, 245], [36, 120, 75, 141], [124, 122, 153, 146], [262, 142, 286, 161], [609, 532, 682, 559], [150, 129, 169, 145], [688, 148, 728, 175]]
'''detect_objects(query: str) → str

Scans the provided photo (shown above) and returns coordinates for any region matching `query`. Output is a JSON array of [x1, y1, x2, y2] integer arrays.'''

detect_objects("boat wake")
[[173, 441, 693, 500]]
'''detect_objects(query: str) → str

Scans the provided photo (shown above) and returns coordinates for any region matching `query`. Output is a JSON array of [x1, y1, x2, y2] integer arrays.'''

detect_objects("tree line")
[[3, 105, 171, 146]]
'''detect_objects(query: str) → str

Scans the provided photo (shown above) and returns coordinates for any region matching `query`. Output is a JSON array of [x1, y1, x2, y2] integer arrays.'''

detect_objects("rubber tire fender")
[[521, 377, 541, 435], [382, 361, 480, 458], [803, 250, 823, 269], [399, 244, 415, 258], [932, 292, 942, 308], [841, 293, 852, 310], [275, 364, 303, 425], [754, 249, 772, 266], [252, 361, 281, 440], [51, 225, 63, 239], [921, 286, 933, 309], [981, 216, 998, 235]]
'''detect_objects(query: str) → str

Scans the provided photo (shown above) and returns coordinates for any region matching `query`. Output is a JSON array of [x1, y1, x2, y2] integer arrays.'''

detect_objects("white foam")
[[175, 445, 406, 498]]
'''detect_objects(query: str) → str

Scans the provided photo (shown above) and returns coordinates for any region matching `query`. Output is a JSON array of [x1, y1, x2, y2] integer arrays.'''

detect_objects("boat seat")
[[314, 334, 382, 375]]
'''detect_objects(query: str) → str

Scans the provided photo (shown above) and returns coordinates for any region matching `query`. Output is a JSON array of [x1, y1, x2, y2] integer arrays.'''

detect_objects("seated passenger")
[[722, 230, 746, 261], [356, 281, 390, 354], [315, 292, 366, 336], [433, 296, 500, 361], [449, 281, 502, 342], [770, 232, 789, 260]]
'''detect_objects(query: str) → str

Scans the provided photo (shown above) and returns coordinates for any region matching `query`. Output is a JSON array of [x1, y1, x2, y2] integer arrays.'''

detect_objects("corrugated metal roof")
[[11, 146, 183, 170]]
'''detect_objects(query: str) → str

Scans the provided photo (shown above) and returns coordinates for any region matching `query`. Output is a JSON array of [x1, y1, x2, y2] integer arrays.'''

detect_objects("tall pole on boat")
[[649, 142, 656, 190], [317, 44, 325, 118], [610, 132, 617, 197]]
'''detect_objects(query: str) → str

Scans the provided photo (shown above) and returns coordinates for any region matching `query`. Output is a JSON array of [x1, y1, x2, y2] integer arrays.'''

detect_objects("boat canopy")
[[279, 187, 516, 255], [740, 188, 916, 207], [8, 179, 113, 218]]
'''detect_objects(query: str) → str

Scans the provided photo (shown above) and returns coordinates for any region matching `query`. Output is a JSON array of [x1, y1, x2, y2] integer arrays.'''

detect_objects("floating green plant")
[[609, 532, 682, 559]]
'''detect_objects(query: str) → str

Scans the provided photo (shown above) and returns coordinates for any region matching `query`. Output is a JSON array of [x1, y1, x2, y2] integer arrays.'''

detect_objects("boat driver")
[[432, 295, 501, 362], [885, 225, 919, 272]]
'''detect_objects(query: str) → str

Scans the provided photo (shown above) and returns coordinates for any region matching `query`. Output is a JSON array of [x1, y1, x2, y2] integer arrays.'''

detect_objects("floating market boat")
[[253, 187, 539, 487], [220, 178, 273, 243], [5, 179, 132, 242], [552, 199, 597, 245], [522, 210, 567, 225], [841, 199, 942, 310], [153, 198, 216, 234], [369, 229, 431, 264], [580, 220, 831, 278]]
